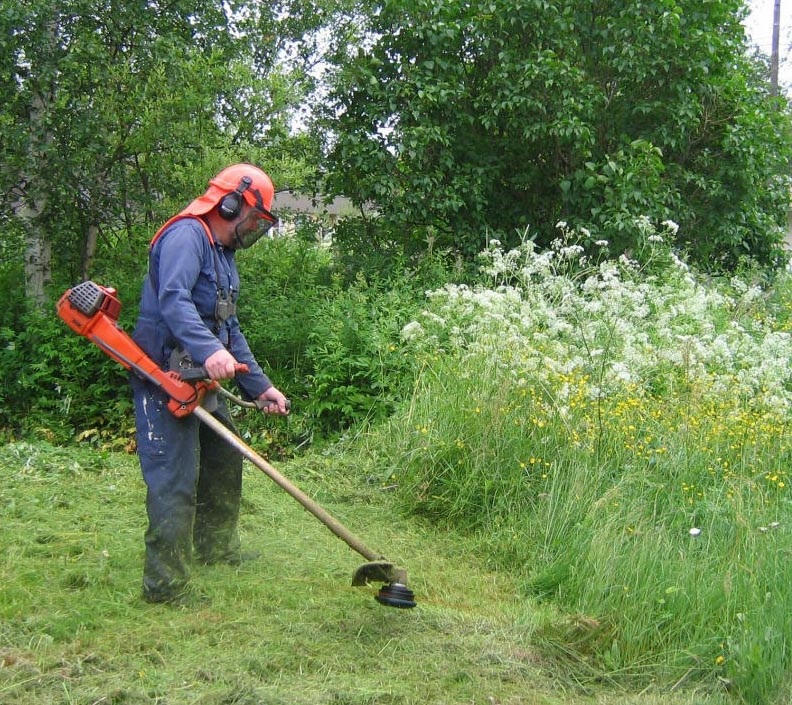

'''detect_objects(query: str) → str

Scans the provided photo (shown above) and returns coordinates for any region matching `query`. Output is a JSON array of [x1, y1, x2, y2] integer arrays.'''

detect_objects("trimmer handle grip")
[[178, 363, 250, 382], [256, 398, 292, 412]]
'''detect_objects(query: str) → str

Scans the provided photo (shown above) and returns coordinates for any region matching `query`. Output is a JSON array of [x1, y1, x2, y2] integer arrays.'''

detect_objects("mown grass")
[[0, 440, 730, 705]]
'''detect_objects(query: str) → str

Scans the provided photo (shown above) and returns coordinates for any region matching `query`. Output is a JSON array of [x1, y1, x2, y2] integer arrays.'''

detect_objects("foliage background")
[[3, 0, 792, 442], [322, 0, 792, 268]]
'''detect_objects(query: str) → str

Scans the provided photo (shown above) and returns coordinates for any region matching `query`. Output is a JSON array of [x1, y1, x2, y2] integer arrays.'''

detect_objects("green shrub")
[[239, 233, 453, 438], [6, 227, 449, 448], [301, 271, 419, 433], [0, 305, 133, 446]]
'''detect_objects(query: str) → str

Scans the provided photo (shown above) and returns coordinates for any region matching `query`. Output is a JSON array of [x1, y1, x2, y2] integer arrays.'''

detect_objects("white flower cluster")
[[402, 224, 792, 415]]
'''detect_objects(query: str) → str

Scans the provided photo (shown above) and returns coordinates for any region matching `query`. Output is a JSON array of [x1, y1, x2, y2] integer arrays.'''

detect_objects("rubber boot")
[[193, 398, 244, 565]]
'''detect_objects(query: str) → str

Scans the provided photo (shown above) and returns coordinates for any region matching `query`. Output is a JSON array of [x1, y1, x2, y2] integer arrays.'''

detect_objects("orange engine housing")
[[56, 281, 212, 417]]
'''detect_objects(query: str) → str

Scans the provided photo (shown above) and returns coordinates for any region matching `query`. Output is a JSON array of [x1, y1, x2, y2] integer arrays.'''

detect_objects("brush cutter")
[[56, 280, 416, 609]]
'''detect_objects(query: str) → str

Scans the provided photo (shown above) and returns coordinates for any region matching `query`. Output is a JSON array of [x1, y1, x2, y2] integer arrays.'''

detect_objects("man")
[[131, 163, 289, 605]]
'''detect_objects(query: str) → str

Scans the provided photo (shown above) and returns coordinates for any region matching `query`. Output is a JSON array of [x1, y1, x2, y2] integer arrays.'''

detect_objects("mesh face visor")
[[232, 207, 277, 249]]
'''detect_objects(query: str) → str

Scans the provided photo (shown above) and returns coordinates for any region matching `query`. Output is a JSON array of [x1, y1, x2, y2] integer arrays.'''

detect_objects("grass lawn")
[[0, 441, 731, 705]]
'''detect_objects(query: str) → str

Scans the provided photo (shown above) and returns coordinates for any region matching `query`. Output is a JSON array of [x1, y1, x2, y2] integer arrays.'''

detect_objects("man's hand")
[[257, 386, 290, 415], [204, 348, 239, 380]]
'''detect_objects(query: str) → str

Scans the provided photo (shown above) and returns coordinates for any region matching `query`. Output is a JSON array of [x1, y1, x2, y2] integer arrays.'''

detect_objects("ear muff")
[[217, 176, 253, 220]]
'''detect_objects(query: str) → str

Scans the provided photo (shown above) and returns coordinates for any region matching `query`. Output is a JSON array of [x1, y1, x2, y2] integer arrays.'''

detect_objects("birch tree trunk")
[[21, 90, 53, 307], [20, 20, 55, 308]]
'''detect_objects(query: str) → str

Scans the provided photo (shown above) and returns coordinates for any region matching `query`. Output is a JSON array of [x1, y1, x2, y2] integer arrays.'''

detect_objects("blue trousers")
[[132, 377, 242, 599]]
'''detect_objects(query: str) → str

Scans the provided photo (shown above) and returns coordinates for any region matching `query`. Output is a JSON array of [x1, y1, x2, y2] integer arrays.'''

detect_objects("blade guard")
[[56, 281, 212, 417], [352, 560, 407, 586]]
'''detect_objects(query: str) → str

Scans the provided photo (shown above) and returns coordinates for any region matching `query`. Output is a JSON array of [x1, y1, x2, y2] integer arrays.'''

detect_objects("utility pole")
[[771, 0, 781, 95]]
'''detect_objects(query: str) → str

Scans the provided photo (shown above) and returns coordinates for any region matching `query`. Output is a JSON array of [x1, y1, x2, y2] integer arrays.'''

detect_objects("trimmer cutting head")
[[352, 560, 417, 609], [375, 582, 416, 609]]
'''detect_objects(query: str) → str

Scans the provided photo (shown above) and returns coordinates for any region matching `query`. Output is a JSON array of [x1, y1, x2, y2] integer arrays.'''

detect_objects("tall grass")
[[367, 221, 792, 702]]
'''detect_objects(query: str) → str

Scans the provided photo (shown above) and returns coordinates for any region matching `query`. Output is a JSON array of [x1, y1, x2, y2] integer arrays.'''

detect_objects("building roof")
[[272, 190, 358, 216]]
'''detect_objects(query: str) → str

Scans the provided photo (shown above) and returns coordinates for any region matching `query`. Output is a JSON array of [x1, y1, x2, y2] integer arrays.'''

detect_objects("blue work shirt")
[[132, 216, 271, 400]]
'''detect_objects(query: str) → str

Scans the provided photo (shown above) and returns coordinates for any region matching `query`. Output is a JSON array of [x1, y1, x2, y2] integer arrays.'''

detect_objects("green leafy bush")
[[0, 305, 133, 445], [2, 229, 449, 447], [301, 271, 418, 432], [239, 233, 450, 437], [323, 0, 792, 270]]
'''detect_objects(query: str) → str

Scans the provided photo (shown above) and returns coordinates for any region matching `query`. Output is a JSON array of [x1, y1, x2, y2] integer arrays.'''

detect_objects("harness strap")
[[150, 213, 215, 250]]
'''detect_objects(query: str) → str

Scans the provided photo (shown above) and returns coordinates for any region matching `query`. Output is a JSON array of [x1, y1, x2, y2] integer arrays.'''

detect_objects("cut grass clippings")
[[0, 441, 731, 705]]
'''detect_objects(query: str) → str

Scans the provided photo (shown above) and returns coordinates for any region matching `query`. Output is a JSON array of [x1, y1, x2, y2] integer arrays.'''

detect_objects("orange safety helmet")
[[183, 163, 276, 223], [150, 164, 277, 250]]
